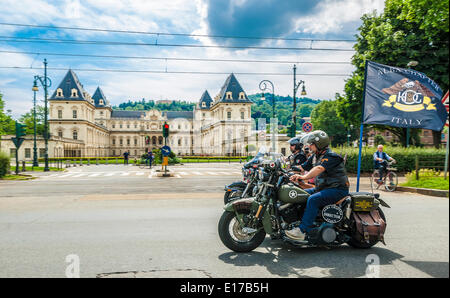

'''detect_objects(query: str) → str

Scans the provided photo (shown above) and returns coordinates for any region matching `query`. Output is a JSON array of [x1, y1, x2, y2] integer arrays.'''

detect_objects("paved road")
[[0, 163, 448, 278]]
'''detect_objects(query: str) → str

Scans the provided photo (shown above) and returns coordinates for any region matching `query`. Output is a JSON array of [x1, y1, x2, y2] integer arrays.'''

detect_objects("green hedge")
[[334, 146, 446, 173], [0, 151, 10, 177]]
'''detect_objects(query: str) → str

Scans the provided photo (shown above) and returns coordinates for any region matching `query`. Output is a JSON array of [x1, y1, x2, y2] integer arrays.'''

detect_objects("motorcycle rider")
[[287, 135, 307, 170], [285, 130, 350, 241]]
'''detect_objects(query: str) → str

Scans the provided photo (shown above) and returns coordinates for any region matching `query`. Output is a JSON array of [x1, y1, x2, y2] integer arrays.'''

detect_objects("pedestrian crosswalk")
[[40, 170, 242, 179]]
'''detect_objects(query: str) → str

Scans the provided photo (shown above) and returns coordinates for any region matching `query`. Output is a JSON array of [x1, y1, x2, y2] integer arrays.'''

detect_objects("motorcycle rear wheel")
[[218, 211, 266, 252], [346, 208, 386, 249]]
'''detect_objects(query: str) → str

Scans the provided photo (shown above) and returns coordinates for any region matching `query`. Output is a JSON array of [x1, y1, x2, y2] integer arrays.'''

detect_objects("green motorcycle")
[[218, 149, 390, 252]]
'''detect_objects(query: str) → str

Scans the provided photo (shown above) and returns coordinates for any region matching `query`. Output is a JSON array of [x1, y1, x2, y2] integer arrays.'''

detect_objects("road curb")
[[396, 186, 449, 198]]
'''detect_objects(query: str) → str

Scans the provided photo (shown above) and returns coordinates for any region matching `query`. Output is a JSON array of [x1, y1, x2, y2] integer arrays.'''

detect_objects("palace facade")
[[2, 70, 259, 159]]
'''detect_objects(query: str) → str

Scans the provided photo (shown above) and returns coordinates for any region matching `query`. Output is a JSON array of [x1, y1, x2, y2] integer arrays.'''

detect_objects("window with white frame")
[[72, 110, 77, 119], [58, 110, 63, 119], [73, 131, 78, 140]]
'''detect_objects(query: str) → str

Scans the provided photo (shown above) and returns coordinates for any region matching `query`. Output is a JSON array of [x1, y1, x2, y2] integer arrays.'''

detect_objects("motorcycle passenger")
[[373, 144, 395, 184], [287, 135, 307, 170], [286, 130, 350, 241]]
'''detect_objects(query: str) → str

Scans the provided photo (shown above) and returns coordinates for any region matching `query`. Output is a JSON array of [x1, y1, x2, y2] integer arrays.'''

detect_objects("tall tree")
[[311, 100, 348, 146], [0, 93, 15, 136], [336, 0, 449, 147], [18, 105, 45, 136]]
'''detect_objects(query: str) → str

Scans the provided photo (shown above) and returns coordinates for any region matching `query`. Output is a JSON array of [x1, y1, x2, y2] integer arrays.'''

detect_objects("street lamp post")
[[259, 80, 276, 153], [33, 59, 52, 171], [292, 65, 307, 136], [32, 78, 39, 167]]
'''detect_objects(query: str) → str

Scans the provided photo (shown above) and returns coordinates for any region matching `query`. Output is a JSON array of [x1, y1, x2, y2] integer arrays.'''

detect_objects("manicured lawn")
[[0, 174, 36, 180], [401, 177, 449, 190], [24, 166, 65, 172]]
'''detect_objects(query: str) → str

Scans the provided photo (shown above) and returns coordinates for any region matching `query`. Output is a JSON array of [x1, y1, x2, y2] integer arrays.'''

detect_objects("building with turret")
[[1, 70, 258, 160]]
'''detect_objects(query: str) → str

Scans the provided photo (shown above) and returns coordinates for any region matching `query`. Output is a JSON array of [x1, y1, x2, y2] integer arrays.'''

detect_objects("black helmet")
[[288, 136, 303, 151]]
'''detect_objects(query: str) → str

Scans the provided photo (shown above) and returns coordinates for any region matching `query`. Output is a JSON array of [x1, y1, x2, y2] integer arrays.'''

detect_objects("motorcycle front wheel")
[[223, 190, 243, 204], [218, 211, 266, 252]]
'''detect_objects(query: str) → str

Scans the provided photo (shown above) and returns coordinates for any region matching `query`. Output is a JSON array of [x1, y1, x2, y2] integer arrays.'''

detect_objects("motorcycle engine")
[[279, 203, 304, 224]]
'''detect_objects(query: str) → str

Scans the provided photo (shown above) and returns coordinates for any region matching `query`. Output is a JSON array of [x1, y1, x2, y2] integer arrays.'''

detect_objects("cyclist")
[[373, 144, 395, 184], [147, 150, 154, 168]]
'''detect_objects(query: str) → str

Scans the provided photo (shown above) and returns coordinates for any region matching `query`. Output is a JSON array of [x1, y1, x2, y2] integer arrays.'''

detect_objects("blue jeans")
[[299, 187, 349, 233]]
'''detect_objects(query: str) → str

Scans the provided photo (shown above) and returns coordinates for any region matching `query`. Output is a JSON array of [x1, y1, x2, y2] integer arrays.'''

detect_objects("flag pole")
[[445, 128, 449, 179], [356, 60, 369, 192]]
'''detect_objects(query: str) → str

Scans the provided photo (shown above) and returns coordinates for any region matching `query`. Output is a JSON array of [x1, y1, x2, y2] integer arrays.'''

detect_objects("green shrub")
[[0, 151, 10, 177], [334, 146, 446, 173]]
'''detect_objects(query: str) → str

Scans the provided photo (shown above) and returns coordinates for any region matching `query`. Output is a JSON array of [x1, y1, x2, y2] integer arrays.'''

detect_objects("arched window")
[[71, 89, 78, 97], [226, 91, 232, 100], [56, 88, 63, 97], [152, 136, 157, 145], [239, 92, 245, 100]]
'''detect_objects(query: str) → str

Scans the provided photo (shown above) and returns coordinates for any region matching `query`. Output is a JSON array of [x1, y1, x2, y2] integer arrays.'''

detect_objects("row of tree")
[[114, 94, 321, 129], [311, 0, 448, 148]]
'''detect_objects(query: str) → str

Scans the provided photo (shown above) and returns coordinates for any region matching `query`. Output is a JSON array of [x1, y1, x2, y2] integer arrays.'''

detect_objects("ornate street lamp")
[[33, 59, 52, 171], [259, 80, 276, 153], [292, 65, 307, 137], [32, 78, 39, 167]]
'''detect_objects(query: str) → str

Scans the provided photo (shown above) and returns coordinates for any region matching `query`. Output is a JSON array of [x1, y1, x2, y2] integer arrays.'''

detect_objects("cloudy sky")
[[0, 0, 385, 118]]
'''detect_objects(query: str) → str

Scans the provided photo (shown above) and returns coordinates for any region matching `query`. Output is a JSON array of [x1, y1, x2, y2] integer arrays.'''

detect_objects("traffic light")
[[15, 122, 27, 138], [163, 122, 169, 138]]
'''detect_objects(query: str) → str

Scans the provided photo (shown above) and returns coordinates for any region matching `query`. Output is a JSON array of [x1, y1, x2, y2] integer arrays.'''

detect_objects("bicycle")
[[371, 160, 398, 192]]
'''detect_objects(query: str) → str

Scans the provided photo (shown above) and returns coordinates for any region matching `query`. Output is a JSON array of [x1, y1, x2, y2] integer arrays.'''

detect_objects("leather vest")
[[289, 151, 307, 167], [314, 149, 349, 191]]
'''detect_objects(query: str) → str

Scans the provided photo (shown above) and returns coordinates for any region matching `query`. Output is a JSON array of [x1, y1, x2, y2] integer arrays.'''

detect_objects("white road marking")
[[191, 171, 203, 175], [206, 172, 218, 175], [136, 172, 145, 176], [88, 173, 102, 177], [58, 173, 76, 178], [121, 172, 130, 176], [72, 173, 87, 178]]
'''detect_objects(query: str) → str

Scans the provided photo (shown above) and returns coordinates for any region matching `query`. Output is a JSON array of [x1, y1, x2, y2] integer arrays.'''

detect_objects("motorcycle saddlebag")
[[352, 210, 386, 245]]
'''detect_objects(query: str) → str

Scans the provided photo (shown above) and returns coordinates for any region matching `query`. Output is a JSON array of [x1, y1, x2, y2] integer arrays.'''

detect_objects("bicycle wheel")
[[384, 171, 398, 192], [371, 171, 382, 190]]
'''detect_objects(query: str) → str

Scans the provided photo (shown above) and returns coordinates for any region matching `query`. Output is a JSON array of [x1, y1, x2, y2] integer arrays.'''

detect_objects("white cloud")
[[295, 0, 385, 34], [0, 0, 384, 118]]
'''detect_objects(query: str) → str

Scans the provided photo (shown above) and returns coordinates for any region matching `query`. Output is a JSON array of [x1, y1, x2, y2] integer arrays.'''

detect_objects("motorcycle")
[[218, 147, 390, 252], [223, 148, 266, 204]]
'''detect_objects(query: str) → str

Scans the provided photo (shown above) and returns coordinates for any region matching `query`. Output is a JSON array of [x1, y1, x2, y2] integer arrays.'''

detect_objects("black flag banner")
[[363, 61, 448, 131]]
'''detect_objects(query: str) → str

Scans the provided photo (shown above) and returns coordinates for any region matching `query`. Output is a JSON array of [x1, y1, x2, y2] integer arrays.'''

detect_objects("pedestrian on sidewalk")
[[123, 150, 130, 165]]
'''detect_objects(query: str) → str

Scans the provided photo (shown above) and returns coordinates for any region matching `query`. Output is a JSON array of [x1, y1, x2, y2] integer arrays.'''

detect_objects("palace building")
[[2, 70, 258, 160]]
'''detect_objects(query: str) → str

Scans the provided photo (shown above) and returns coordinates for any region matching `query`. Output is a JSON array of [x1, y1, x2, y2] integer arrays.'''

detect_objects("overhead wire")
[[0, 50, 353, 65]]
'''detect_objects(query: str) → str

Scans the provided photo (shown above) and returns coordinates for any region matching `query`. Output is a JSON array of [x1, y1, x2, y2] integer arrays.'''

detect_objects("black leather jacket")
[[313, 149, 349, 191]]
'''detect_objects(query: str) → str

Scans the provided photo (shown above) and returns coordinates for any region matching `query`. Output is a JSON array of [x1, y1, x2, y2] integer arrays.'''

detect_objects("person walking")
[[123, 150, 130, 165]]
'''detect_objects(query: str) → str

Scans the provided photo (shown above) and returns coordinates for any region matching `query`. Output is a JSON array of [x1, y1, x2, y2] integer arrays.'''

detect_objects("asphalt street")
[[0, 163, 448, 278]]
